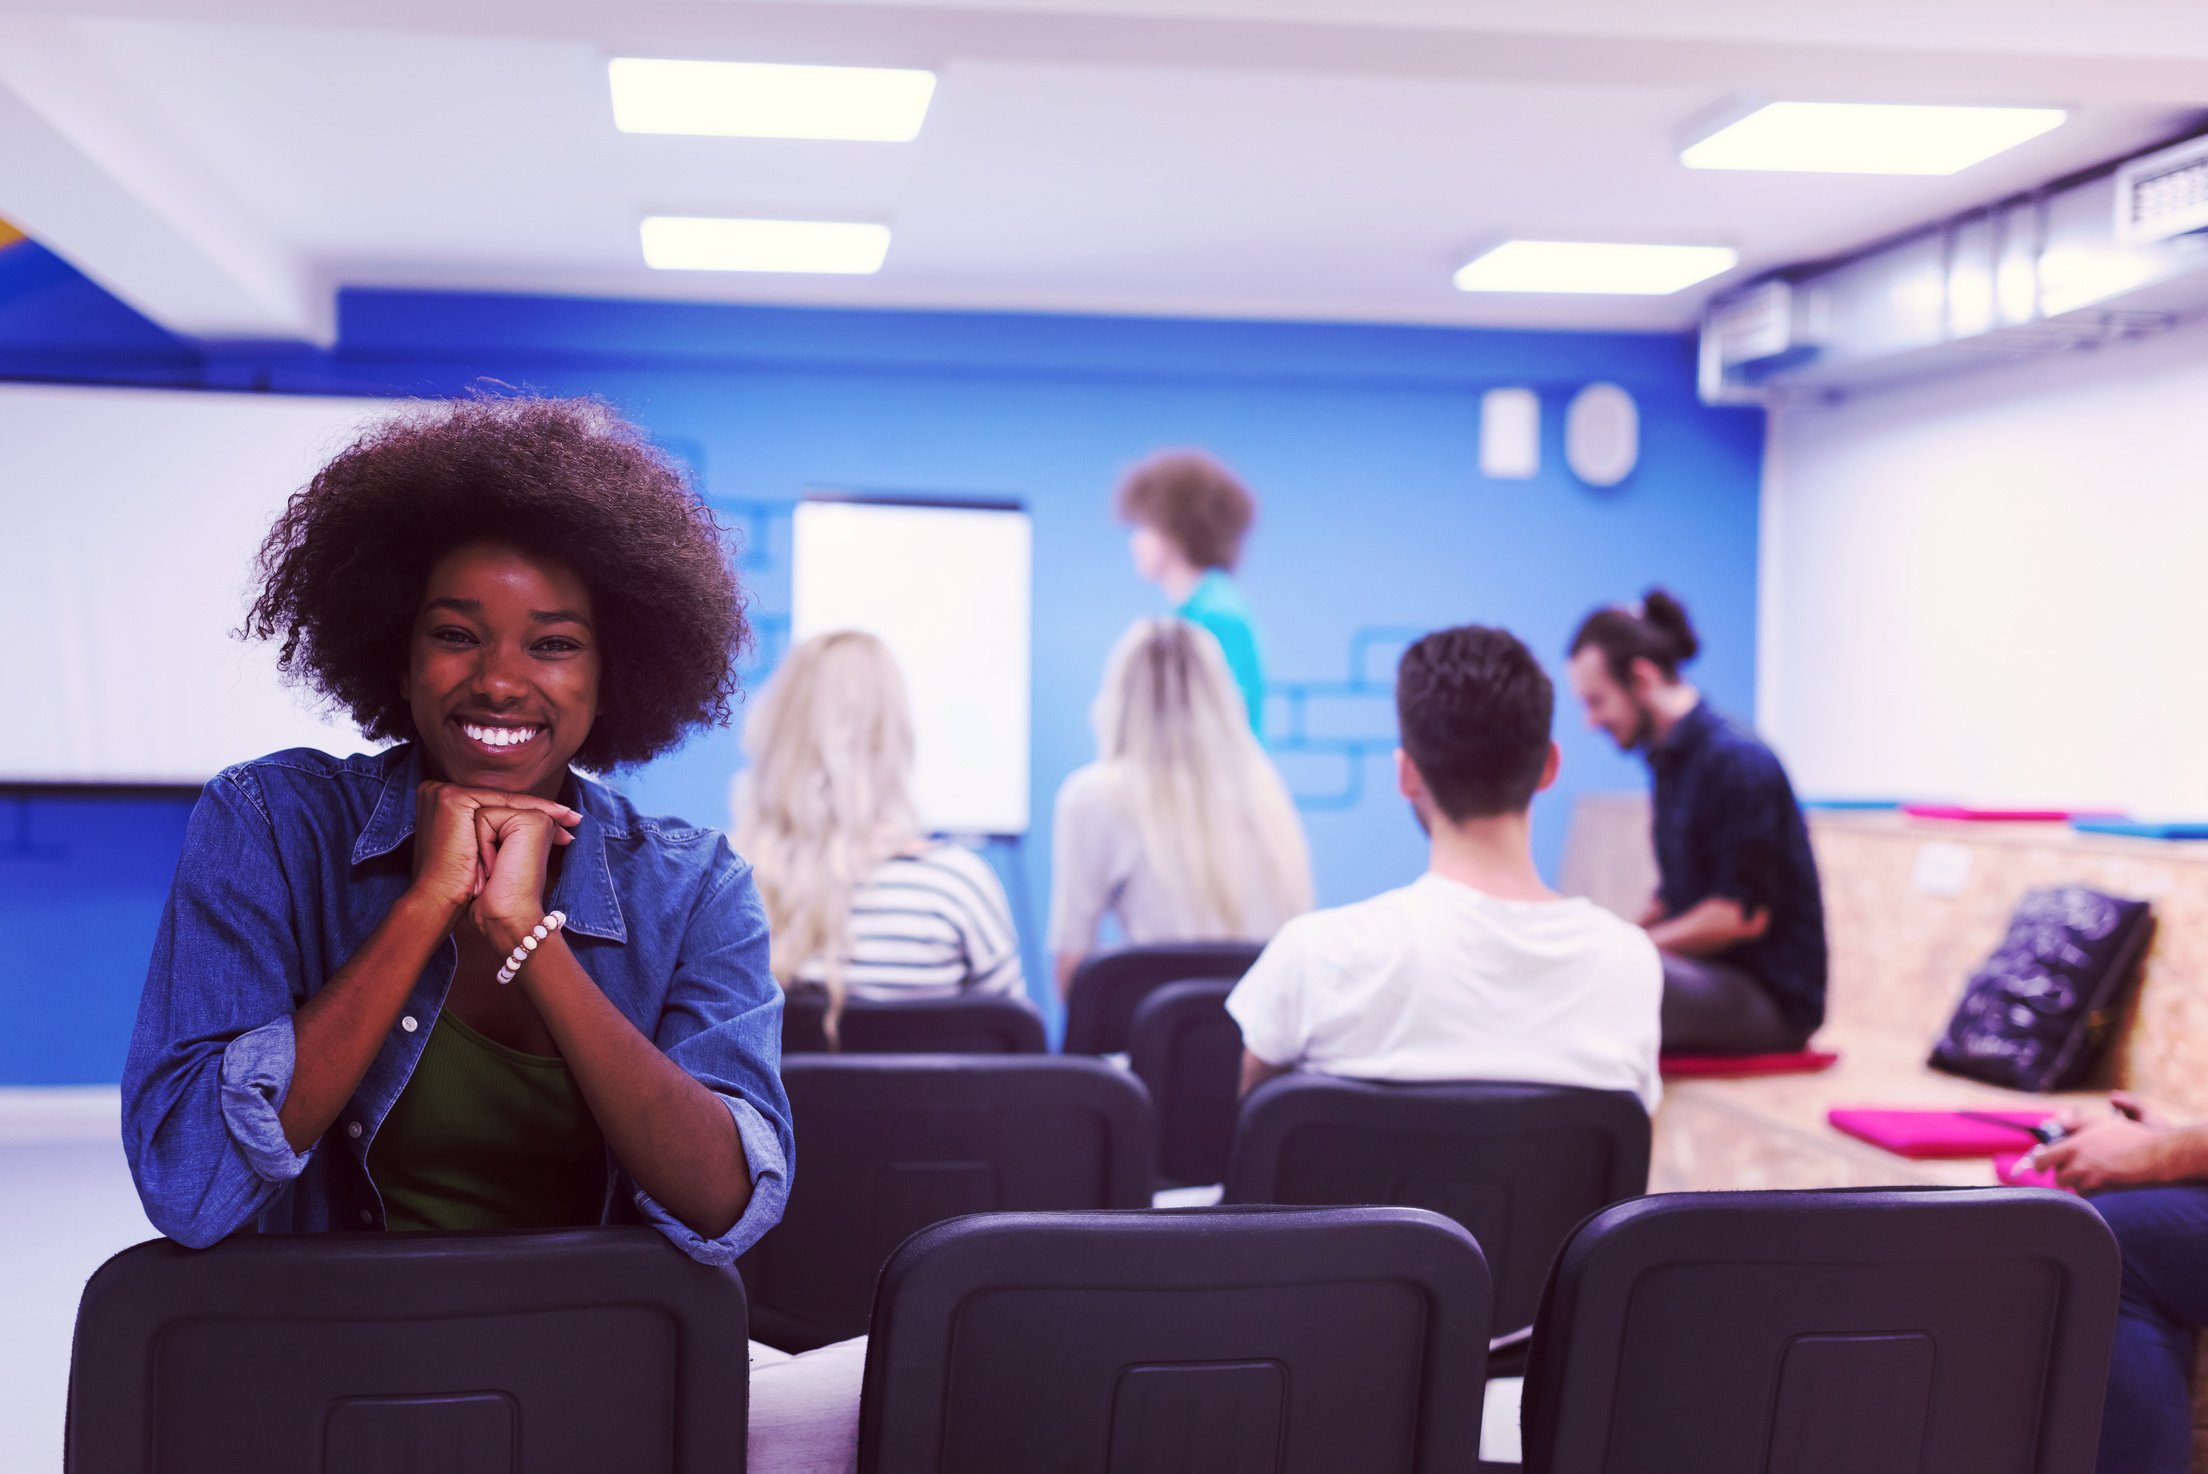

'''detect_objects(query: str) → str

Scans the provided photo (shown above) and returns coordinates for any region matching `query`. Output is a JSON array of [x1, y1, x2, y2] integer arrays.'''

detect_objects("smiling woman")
[[119, 395, 855, 1467], [244, 394, 744, 772]]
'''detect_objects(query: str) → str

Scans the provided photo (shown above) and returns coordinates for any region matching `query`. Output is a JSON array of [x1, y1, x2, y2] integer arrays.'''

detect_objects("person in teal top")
[[1114, 449, 1268, 731]]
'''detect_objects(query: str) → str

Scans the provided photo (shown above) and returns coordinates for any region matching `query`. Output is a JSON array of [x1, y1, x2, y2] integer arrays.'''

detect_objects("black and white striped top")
[[802, 840, 1025, 999]]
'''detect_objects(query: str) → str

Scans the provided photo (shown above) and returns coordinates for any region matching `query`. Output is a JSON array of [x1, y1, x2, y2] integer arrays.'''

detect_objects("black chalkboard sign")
[[1929, 886, 2155, 1093]]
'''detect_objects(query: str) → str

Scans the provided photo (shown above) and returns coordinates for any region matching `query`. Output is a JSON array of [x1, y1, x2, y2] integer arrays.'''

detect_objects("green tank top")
[[367, 1010, 607, 1233]]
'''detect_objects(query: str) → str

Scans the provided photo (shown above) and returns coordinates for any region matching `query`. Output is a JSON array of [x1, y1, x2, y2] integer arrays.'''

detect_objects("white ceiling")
[[0, 0, 2202, 342]]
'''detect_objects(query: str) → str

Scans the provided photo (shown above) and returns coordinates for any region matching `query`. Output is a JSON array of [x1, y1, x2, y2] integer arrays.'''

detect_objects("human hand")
[[2033, 1117, 2180, 1194], [468, 806, 566, 952], [2056, 1091, 2168, 1135], [2110, 1091, 2166, 1127], [408, 781, 579, 914]]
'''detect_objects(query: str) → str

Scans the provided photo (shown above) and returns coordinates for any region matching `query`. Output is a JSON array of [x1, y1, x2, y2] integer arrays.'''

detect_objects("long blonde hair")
[[1092, 618, 1314, 937], [733, 631, 922, 1001]]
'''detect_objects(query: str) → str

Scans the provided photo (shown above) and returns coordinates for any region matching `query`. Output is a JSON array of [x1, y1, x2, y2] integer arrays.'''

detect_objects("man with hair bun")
[[1113, 449, 1267, 731], [1567, 589, 1827, 1055]]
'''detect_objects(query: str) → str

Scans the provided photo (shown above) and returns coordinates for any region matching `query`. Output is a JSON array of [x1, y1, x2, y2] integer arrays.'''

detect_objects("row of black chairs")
[[781, 942, 1264, 1059], [69, 1188, 2120, 1473], [783, 942, 1266, 1185], [743, 1059, 1648, 1354]]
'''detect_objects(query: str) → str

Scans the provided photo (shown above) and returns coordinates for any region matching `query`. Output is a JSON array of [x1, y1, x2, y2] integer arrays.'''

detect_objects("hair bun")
[[1639, 588, 1701, 665]]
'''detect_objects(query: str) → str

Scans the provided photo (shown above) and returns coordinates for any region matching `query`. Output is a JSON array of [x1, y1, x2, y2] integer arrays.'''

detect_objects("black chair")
[[1061, 941, 1264, 1055], [1224, 1075, 1649, 1353], [1127, 978, 1243, 1186], [741, 1055, 1154, 1351], [782, 986, 1047, 1055], [1519, 1187, 2122, 1474], [857, 1205, 1493, 1474], [66, 1227, 749, 1474]]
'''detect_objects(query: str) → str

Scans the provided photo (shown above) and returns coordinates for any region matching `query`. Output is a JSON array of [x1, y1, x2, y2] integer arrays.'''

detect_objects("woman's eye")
[[430, 627, 476, 645], [536, 638, 582, 654]]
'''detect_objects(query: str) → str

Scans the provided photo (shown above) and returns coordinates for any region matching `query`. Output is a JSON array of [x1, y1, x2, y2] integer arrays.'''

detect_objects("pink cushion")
[[1994, 1150, 2071, 1192], [1827, 1108, 2053, 1159], [1660, 1049, 1840, 1080], [1901, 804, 2113, 822]]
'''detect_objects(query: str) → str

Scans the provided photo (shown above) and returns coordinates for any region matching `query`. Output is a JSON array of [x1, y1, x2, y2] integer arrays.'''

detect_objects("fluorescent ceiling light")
[[1682, 102, 2066, 175], [610, 58, 936, 142], [1453, 241, 1737, 295], [641, 217, 891, 274]]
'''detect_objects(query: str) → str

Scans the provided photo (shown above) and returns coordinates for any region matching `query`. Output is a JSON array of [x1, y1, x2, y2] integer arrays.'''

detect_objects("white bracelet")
[[495, 910, 567, 985]]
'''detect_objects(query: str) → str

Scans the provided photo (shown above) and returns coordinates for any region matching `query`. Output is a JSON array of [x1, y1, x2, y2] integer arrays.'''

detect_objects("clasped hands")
[[409, 780, 582, 954]]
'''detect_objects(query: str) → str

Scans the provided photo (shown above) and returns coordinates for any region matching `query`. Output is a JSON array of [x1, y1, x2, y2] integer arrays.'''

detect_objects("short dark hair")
[[244, 393, 747, 771], [1568, 588, 1701, 687], [1112, 450, 1256, 570], [1396, 625, 1555, 821]]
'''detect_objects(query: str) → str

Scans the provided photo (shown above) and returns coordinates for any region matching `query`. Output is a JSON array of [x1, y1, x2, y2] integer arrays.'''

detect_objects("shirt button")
[[400, 1015, 418, 1034], [347, 1121, 362, 1139], [358, 1209, 373, 1226]]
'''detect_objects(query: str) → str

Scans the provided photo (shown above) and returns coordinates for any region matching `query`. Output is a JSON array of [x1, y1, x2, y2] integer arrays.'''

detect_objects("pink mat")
[[1661, 1049, 1839, 1080], [1827, 1107, 2053, 1159], [1902, 804, 2116, 823]]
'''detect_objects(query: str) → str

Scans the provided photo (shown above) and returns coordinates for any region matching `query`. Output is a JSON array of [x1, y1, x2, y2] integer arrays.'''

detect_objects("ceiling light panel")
[[1682, 103, 2066, 176], [1453, 242, 1737, 296], [610, 59, 937, 142], [641, 217, 892, 274]]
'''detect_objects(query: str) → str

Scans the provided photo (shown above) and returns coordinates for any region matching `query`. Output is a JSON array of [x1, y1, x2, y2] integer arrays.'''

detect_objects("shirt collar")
[[351, 744, 628, 944], [1647, 698, 1718, 772]]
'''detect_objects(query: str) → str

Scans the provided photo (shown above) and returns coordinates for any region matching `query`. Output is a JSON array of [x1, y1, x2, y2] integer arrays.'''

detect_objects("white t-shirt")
[[1225, 872, 1663, 1111], [1046, 761, 1301, 953]]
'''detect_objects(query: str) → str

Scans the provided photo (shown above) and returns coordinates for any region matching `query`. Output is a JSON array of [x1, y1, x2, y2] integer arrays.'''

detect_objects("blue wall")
[[0, 244, 1765, 1083]]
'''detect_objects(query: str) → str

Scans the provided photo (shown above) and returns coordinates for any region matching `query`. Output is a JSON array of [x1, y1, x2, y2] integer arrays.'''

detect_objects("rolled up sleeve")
[[636, 845, 793, 1265], [123, 771, 313, 1248], [217, 1018, 316, 1185]]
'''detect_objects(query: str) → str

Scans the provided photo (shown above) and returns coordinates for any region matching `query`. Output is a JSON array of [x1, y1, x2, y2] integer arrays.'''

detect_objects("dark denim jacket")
[[121, 743, 792, 1265]]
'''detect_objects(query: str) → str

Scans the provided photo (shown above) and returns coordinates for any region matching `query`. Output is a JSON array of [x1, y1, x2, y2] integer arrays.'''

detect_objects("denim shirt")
[[121, 743, 792, 1266]]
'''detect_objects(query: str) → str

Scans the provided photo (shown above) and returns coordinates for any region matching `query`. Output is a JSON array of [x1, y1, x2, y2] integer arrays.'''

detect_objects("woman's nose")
[[472, 643, 530, 699]]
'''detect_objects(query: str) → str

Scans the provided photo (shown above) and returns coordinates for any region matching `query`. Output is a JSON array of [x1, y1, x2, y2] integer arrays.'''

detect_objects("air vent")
[[2115, 136, 2208, 245], [1701, 127, 2208, 403], [1707, 280, 1795, 362]]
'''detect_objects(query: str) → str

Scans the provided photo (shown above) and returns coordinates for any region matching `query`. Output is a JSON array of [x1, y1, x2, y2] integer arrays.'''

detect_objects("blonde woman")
[[1048, 617, 1315, 997], [734, 632, 1023, 1012]]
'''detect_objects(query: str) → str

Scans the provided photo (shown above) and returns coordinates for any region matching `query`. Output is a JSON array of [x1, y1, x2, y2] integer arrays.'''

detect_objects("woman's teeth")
[[460, 722, 540, 750]]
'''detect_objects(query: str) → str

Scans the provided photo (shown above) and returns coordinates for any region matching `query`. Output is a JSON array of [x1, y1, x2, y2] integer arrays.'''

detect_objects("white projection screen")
[[790, 494, 1032, 836], [3, 383, 395, 786]]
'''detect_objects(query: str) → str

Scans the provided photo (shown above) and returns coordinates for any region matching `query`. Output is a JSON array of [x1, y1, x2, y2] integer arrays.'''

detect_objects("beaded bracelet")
[[495, 910, 567, 985]]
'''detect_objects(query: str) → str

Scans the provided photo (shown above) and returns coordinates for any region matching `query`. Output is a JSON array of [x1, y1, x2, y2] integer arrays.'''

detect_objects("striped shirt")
[[801, 840, 1025, 999]]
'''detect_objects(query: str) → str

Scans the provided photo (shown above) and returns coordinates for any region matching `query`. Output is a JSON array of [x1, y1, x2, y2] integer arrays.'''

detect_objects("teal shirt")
[[1179, 569, 1266, 734]]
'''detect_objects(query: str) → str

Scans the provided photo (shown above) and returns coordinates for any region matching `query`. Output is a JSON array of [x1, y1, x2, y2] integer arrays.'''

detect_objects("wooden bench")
[[1565, 793, 2208, 1463]]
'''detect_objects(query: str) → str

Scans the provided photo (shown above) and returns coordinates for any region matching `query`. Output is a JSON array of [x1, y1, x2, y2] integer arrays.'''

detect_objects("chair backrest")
[[857, 1205, 1492, 1474], [1520, 1188, 2122, 1474], [1062, 941, 1265, 1055], [66, 1227, 749, 1474], [782, 988, 1047, 1055], [1223, 1074, 1649, 1334], [1127, 978, 1244, 1186], [741, 1056, 1155, 1349]]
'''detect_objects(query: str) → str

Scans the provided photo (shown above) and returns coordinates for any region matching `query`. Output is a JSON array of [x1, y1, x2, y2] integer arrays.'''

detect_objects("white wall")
[[1761, 320, 2208, 816], [1, 384, 388, 785]]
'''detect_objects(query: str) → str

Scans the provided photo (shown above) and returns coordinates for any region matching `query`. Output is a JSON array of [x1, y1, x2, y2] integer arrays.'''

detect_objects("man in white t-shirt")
[[1227, 624, 1663, 1111]]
